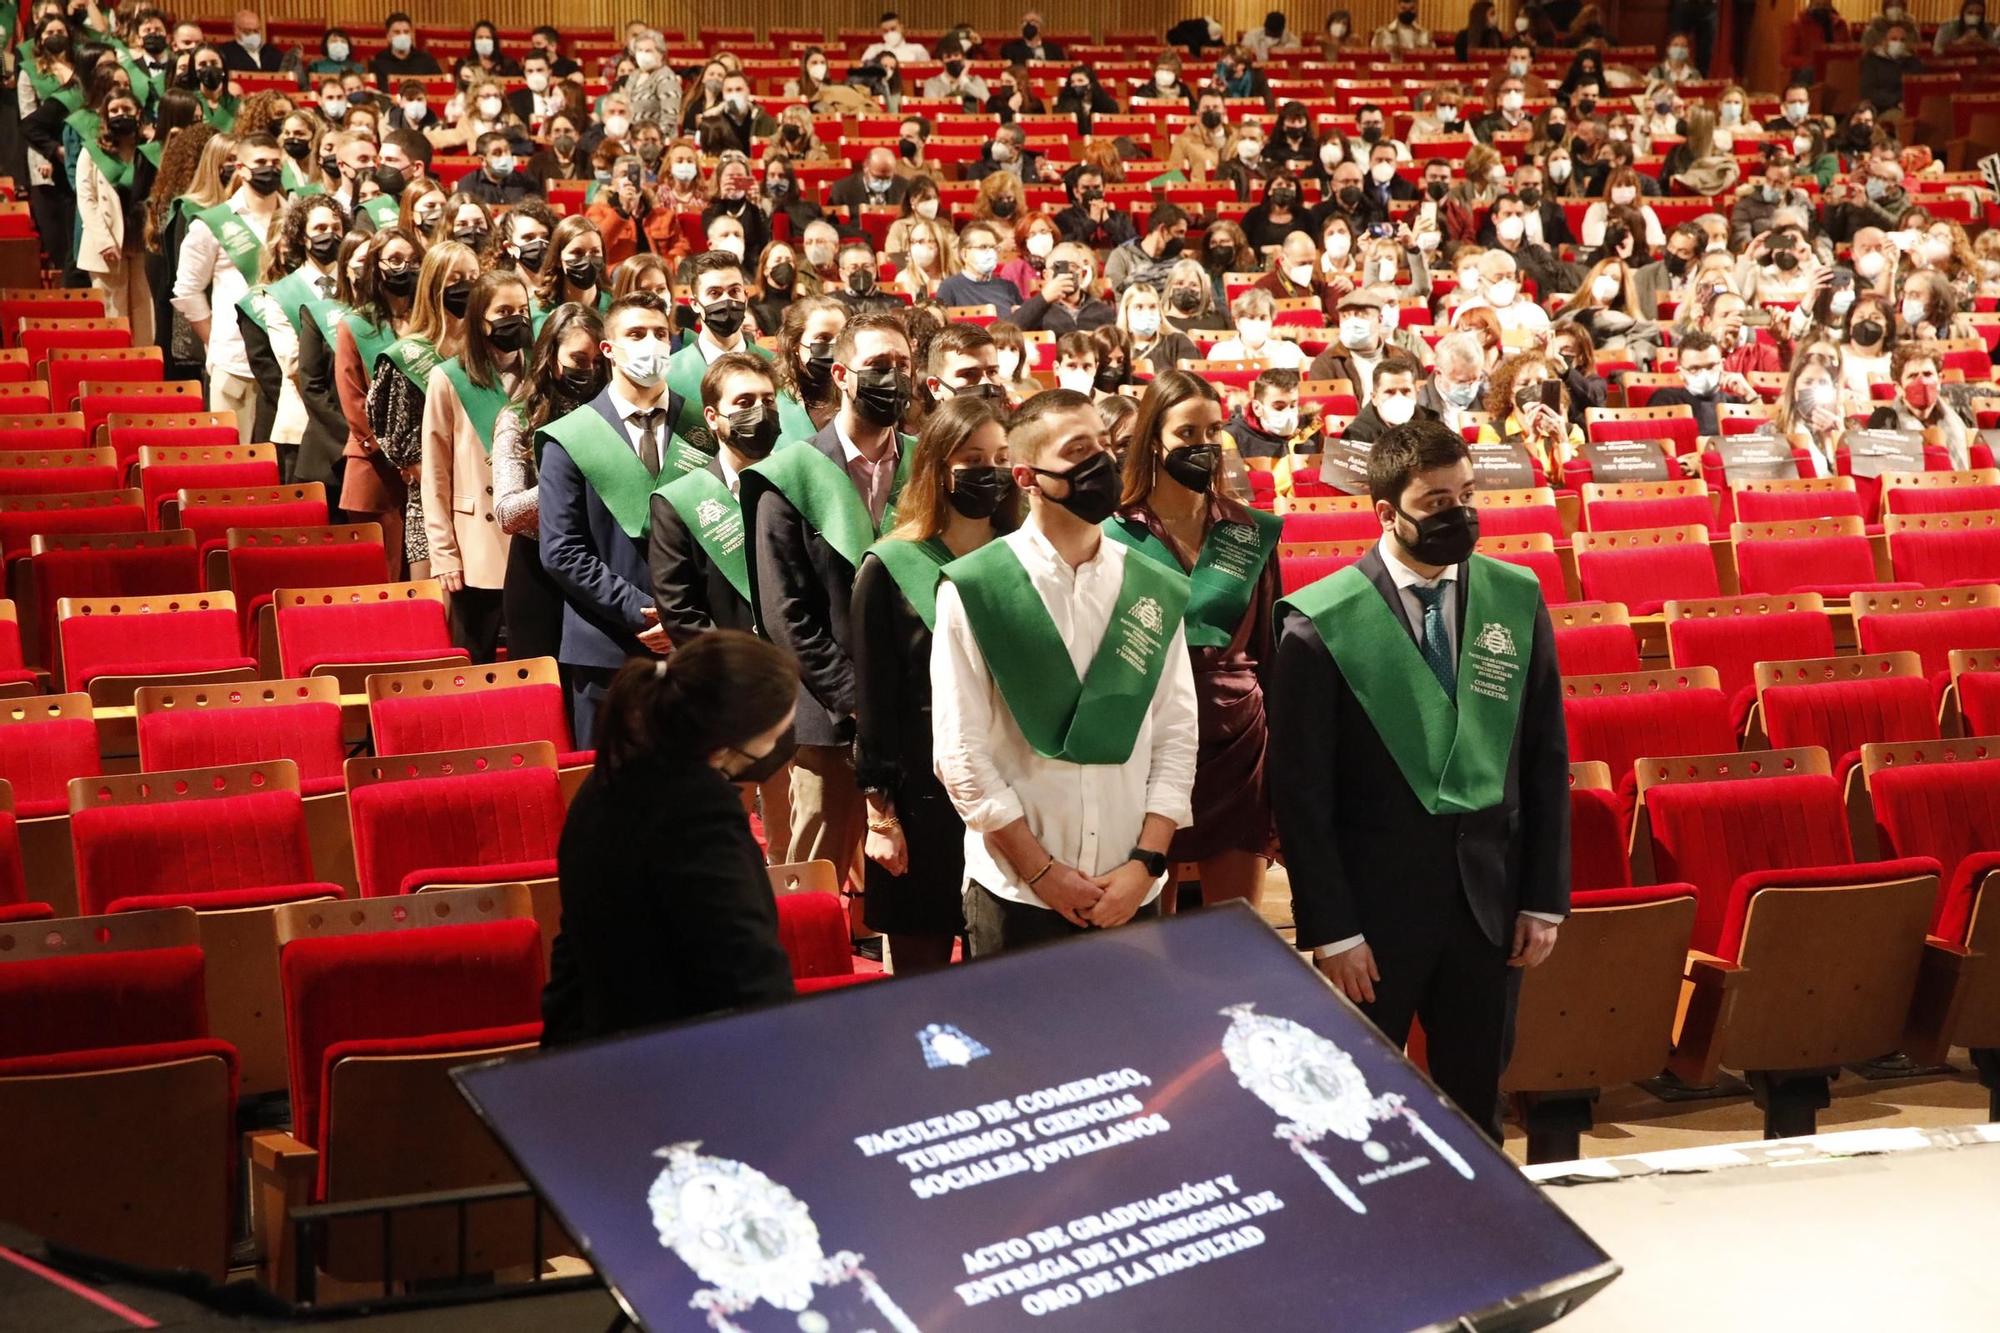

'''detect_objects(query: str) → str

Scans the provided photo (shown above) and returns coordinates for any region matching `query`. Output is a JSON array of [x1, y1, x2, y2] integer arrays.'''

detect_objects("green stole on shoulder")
[[1277, 555, 1541, 816], [776, 390, 818, 443], [79, 138, 135, 190], [744, 434, 915, 572], [1104, 507, 1283, 649], [238, 268, 320, 339], [23, 60, 69, 105], [658, 466, 750, 603], [380, 334, 439, 389], [138, 140, 162, 168], [341, 312, 401, 374], [282, 161, 324, 196], [870, 536, 953, 632], [360, 195, 400, 230], [192, 202, 263, 284], [943, 538, 1190, 765], [665, 339, 776, 439], [538, 403, 677, 538], [437, 356, 513, 453], [203, 93, 237, 131]]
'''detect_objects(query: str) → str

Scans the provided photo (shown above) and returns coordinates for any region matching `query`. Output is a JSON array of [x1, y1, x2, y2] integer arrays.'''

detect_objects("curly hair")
[[232, 89, 294, 139], [1484, 349, 1568, 425], [144, 121, 218, 249], [259, 193, 344, 283]]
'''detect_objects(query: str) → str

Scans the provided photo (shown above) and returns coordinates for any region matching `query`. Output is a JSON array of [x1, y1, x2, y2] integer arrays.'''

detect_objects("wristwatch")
[[1128, 846, 1169, 878]]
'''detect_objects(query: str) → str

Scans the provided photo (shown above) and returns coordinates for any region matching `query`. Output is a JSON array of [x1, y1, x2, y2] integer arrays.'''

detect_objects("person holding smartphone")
[[1477, 351, 1583, 482]]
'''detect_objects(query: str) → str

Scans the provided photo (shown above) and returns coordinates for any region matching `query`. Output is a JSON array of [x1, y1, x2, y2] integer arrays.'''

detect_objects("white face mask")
[[1326, 233, 1351, 259], [605, 114, 630, 139], [1488, 167, 1508, 186], [911, 243, 938, 267], [1287, 262, 1315, 286], [474, 37, 494, 57], [477, 97, 502, 119], [1501, 91, 1524, 113], [670, 161, 698, 183], [1457, 269, 1482, 291], [883, 29, 903, 47], [1902, 297, 1928, 327], [1319, 144, 1342, 168], [1548, 158, 1572, 183], [1592, 274, 1622, 302], [1378, 302, 1399, 330], [1487, 279, 1519, 307], [635, 50, 660, 71], [1683, 367, 1720, 396], [1496, 215, 1526, 243], [808, 62, 828, 80], [326, 40, 350, 62], [1377, 392, 1417, 425], [1720, 102, 1744, 126], [403, 101, 427, 123], [390, 33, 412, 55], [616, 340, 665, 386], [488, 154, 515, 177], [526, 71, 549, 92], [1260, 406, 1298, 435], [1238, 140, 1264, 162], [1025, 231, 1055, 258], [1415, 229, 1441, 252], [1237, 318, 1271, 349], [1611, 186, 1637, 205], [1856, 250, 1886, 279], [968, 247, 999, 276], [1154, 69, 1176, 88], [1128, 308, 1160, 337], [714, 235, 745, 259], [1056, 367, 1094, 393], [1921, 237, 1952, 264], [323, 98, 347, 119], [1339, 316, 1376, 348], [914, 198, 939, 220], [1370, 161, 1396, 185]]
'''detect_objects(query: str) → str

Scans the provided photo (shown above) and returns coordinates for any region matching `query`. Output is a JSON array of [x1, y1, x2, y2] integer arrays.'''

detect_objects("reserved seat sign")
[[457, 906, 1616, 1331]]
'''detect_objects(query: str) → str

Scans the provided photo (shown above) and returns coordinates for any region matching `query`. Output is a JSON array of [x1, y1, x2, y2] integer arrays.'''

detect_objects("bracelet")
[[867, 816, 900, 834], [1025, 855, 1057, 887]]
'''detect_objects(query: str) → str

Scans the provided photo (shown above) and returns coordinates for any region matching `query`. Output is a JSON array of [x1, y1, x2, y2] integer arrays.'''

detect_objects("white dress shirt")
[[718, 451, 743, 498], [171, 196, 275, 380], [239, 258, 333, 445], [1315, 537, 1559, 959], [932, 521, 1200, 911], [607, 380, 672, 460]]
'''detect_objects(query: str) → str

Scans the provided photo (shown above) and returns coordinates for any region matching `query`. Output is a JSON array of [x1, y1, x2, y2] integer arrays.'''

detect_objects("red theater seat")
[[1552, 602, 1640, 677], [1664, 593, 1836, 732], [1574, 525, 1718, 614], [368, 658, 591, 768], [56, 592, 256, 704], [1855, 586, 2000, 689], [1757, 653, 1939, 779], [224, 525, 390, 657], [274, 580, 468, 692], [1562, 666, 1736, 800], [1885, 511, 2000, 587], [1732, 477, 1868, 524], [344, 743, 564, 898]]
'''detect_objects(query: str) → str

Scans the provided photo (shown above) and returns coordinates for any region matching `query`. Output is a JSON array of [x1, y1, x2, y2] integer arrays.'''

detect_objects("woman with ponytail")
[[541, 630, 800, 1046]]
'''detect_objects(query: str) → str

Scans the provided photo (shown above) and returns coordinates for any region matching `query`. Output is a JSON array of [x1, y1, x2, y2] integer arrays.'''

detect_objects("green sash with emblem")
[[380, 334, 439, 390], [1278, 555, 1541, 815], [658, 465, 749, 603], [665, 340, 776, 439], [1104, 507, 1283, 649], [944, 539, 1190, 764], [193, 202, 263, 284], [869, 535, 953, 632], [438, 356, 513, 453], [538, 403, 679, 538], [360, 195, 400, 230], [742, 435, 914, 572]]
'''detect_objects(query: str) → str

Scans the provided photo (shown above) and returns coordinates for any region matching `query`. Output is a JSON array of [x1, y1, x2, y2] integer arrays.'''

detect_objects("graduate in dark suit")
[[541, 633, 799, 1047], [742, 312, 917, 880], [537, 291, 698, 745], [1268, 419, 1570, 1142]]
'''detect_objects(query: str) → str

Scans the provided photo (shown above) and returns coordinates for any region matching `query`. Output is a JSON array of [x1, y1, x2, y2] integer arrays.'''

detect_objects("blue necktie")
[[1410, 582, 1457, 701]]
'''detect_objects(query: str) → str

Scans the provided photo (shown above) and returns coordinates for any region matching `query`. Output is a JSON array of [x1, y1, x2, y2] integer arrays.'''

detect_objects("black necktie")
[[633, 408, 662, 474]]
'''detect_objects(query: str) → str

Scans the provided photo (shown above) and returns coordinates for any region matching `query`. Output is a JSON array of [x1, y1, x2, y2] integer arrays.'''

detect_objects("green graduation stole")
[[869, 536, 954, 632], [79, 139, 135, 190], [659, 432, 720, 479], [106, 42, 156, 111], [282, 161, 323, 196], [744, 434, 915, 571], [539, 403, 682, 538], [438, 356, 513, 453], [944, 539, 1190, 765], [193, 202, 263, 285], [1277, 555, 1541, 816], [658, 466, 750, 603], [238, 271, 321, 342], [1104, 508, 1283, 649], [63, 106, 100, 151], [203, 93, 237, 131], [360, 195, 400, 230], [776, 390, 818, 443], [381, 334, 439, 390], [138, 140, 162, 168], [665, 340, 776, 439], [343, 313, 402, 376], [23, 60, 67, 104]]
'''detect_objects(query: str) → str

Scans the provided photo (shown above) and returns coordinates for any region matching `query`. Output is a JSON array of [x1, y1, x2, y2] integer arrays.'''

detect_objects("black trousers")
[[566, 664, 620, 750], [447, 585, 505, 662], [502, 536, 564, 664], [964, 882, 1161, 957], [1353, 885, 1521, 1146]]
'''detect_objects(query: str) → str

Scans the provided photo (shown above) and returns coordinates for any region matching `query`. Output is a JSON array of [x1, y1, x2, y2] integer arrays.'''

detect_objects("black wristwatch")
[[1128, 846, 1169, 878]]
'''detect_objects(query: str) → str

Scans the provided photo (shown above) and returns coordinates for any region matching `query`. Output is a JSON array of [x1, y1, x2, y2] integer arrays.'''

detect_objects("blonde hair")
[[184, 132, 240, 209]]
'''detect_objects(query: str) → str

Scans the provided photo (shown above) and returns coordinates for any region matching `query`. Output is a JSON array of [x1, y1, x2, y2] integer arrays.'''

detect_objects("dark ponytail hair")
[[596, 631, 798, 775]]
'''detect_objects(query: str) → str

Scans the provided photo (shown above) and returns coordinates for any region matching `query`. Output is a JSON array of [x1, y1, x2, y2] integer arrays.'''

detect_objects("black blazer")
[[540, 754, 795, 1047], [1267, 548, 1569, 952], [827, 171, 909, 211], [743, 421, 866, 748], [648, 457, 754, 645], [294, 308, 352, 490]]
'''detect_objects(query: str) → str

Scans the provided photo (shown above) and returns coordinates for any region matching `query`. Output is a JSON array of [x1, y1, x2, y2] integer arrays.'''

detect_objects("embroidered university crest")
[[694, 497, 729, 529], [918, 1023, 988, 1068], [1472, 621, 1518, 657], [1130, 596, 1165, 633]]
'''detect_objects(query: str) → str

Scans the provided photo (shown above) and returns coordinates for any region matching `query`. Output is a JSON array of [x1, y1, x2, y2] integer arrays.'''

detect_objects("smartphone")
[[1537, 381, 1564, 411], [1367, 222, 1394, 239], [1050, 259, 1077, 276]]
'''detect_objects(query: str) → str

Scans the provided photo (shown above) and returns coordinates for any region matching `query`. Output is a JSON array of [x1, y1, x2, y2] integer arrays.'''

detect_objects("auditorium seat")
[[1279, 506, 1382, 543], [1580, 479, 1714, 533], [1472, 486, 1568, 543], [1881, 468, 2000, 516], [0, 906, 235, 1280], [250, 886, 549, 1295], [1562, 666, 1736, 802], [1854, 585, 2000, 694], [1553, 602, 1640, 677], [368, 657, 593, 799], [102, 410, 238, 476], [345, 742, 563, 898], [775, 889, 888, 992], [1574, 525, 1719, 614], [19, 317, 130, 376], [0, 692, 97, 915], [0, 599, 42, 697], [274, 579, 468, 696], [51, 347, 161, 415], [1479, 532, 1571, 604], [225, 524, 390, 661], [56, 592, 257, 704], [0, 412, 86, 453], [1277, 541, 1374, 595], [136, 443, 280, 528], [1505, 764, 1697, 1162], [1884, 510, 2000, 587], [78, 379, 202, 444], [1586, 403, 1700, 457], [178, 482, 330, 572], [0, 444, 119, 497], [1730, 516, 1912, 599], [1732, 475, 1868, 524], [0, 779, 31, 913], [1664, 593, 1836, 734], [1864, 738, 2000, 1118], [1636, 746, 1938, 1137], [22, 529, 202, 669], [0, 488, 146, 568], [1951, 649, 2000, 735], [135, 677, 356, 895]]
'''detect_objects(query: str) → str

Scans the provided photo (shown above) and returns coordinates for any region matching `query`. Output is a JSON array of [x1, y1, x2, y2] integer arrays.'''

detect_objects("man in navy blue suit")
[[537, 291, 698, 745]]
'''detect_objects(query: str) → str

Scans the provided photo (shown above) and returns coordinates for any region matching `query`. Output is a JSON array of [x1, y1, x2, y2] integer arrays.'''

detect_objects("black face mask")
[[1079, 185, 1103, 203], [1169, 288, 1202, 313], [1361, 124, 1383, 145], [454, 227, 489, 251], [990, 195, 1018, 218], [1269, 187, 1299, 208], [1163, 443, 1220, 492], [563, 257, 601, 288], [1395, 504, 1480, 567], [1032, 450, 1120, 524], [1023, 21, 1039, 40], [847, 268, 877, 296], [107, 115, 140, 138], [948, 464, 1015, 519], [727, 723, 797, 784], [1851, 319, 1884, 346], [1094, 363, 1127, 392], [1200, 109, 1222, 130], [1848, 124, 1872, 150], [559, 363, 598, 395], [246, 165, 283, 196], [485, 313, 531, 351], [1336, 185, 1361, 208], [1426, 179, 1449, 201], [1160, 236, 1186, 261], [281, 137, 311, 160], [441, 280, 472, 318], [514, 239, 547, 270], [371, 165, 407, 198], [219, 163, 237, 188], [1664, 252, 1691, 278], [768, 262, 795, 289], [378, 266, 418, 298], [847, 366, 911, 425], [801, 344, 835, 384], [306, 231, 343, 264], [722, 402, 782, 459], [701, 297, 747, 337], [141, 31, 167, 55], [1520, 187, 1542, 207], [40, 30, 70, 57], [1206, 244, 1235, 270], [196, 65, 226, 90], [945, 59, 964, 77], [320, 154, 340, 179], [1773, 249, 1799, 271]]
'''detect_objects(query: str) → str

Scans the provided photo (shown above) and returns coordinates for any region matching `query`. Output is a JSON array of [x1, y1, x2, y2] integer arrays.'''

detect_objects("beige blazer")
[[420, 363, 519, 589], [75, 147, 133, 274]]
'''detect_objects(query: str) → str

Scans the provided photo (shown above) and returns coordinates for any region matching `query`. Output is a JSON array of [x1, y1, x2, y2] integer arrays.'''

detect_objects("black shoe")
[[852, 937, 884, 962]]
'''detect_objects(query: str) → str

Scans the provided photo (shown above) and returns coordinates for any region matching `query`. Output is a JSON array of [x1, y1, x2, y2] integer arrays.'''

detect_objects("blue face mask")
[[1865, 176, 1892, 201]]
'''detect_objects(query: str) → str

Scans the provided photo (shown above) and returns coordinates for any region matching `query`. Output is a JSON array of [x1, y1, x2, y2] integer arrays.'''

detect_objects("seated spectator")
[[1644, 329, 1756, 436], [1013, 242, 1116, 334], [1341, 350, 1436, 445], [1207, 288, 1308, 369], [1224, 368, 1307, 459], [936, 222, 1022, 317]]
